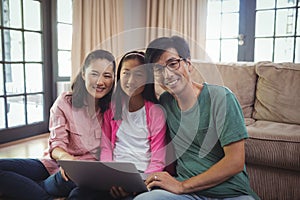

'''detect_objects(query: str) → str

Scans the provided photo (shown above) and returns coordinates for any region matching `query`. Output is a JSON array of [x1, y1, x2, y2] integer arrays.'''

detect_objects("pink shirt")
[[101, 100, 167, 173], [40, 92, 102, 175]]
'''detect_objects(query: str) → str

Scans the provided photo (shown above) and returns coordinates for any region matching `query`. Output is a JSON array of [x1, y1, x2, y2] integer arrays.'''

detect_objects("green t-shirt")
[[159, 83, 259, 199]]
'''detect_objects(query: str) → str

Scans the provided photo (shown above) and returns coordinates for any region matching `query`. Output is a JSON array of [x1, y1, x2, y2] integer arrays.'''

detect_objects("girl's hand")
[[110, 186, 131, 199], [145, 171, 184, 194]]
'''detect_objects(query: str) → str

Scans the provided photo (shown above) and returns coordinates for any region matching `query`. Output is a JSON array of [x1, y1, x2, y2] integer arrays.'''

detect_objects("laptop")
[[58, 160, 149, 193]]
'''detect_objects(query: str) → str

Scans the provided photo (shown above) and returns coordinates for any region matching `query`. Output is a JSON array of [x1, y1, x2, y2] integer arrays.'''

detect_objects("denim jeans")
[[41, 170, 77, 197], [0, 158, 52, 200], [134, 189, 255, 200]]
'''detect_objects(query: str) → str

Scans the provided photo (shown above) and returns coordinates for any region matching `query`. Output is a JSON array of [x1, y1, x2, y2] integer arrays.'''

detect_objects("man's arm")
[[181, 139, 245, 193], [145, 139, 245, 194]]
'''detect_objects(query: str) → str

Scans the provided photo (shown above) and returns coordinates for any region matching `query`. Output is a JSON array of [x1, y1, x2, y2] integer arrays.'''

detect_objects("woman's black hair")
[[145, 35, 191, 64], [113, 50, 158, 120], [70, 49, 116, 113]]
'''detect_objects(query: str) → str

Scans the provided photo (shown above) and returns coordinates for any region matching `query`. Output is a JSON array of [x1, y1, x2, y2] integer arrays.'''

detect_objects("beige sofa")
[[188, 61, 300, 200]]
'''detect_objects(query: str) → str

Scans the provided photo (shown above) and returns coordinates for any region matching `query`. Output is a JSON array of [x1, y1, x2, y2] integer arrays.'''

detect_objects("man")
[[134, 36, 259, 200]]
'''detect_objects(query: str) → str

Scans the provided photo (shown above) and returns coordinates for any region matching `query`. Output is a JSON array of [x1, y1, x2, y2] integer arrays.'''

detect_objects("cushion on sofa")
[[191, 61, 257, 119], [246, 120, 300, 171], [216, 62, 257, 118], [253, 62, 300, 124], [191, 61, 223, 85]]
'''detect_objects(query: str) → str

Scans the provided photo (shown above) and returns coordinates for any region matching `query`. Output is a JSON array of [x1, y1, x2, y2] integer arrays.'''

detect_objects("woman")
[[0, 49, 116, 200]]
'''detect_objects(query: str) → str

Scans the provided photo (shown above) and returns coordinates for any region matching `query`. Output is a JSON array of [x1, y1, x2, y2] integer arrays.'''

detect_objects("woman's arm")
[[51, 147, 75, 161], [51, 147, 76, 181], [48, 95, 71, 159]]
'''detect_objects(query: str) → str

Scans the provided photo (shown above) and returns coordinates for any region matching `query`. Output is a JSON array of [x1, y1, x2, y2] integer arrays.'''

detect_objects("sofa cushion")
[[245, 120, 300, 171], [217, 62, 257, 118], [253, 62, 300, 124], [191, 61, 257, 118]]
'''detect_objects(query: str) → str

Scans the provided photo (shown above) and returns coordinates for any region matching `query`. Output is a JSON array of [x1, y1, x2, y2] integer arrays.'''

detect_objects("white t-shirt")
[[113, 106, 151, 172]]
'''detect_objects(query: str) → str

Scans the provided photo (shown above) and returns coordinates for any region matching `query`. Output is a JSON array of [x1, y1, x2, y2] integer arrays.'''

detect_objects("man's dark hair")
[[145, 36, 191, 64]]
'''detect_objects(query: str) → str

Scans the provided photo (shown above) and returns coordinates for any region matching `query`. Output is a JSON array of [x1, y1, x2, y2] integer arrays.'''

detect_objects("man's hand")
[[145, 172, 184, 194]]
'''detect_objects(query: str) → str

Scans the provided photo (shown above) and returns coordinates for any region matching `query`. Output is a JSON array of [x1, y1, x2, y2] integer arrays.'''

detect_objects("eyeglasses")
[[153, 58, 186, 77]]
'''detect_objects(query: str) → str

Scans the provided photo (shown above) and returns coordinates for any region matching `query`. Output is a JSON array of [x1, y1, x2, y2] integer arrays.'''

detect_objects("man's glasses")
[[153, 58, 186, 78]]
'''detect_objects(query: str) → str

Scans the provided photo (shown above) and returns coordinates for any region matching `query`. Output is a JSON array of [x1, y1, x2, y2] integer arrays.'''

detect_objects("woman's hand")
[[145, 171, 184, 194], [60, 167, 70, 181], [52, 147, 76, 181]]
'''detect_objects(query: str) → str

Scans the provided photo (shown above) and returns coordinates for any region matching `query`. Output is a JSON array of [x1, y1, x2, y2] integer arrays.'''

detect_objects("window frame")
[[51, 0, 72, 98], [254, 0, 300, 62], [0, 0, 53, 144], [238, 0, 256, 61], [206, 0, 300, 63]]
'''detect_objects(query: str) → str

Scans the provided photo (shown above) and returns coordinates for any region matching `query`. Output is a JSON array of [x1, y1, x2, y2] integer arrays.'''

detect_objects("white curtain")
[[71, 0, 123, 80], [146, 0, 207, 60], [71, 0, 208, 80]]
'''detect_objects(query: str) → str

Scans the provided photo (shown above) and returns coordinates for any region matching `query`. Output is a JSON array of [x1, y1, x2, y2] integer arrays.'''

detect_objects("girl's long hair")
[[113, 51, 158, 120], [70, 49, 116, 114]]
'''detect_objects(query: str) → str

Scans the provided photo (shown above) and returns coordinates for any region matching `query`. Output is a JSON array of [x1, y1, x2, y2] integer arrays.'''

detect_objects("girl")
[[101, 51, 166, 172], [102, 51, 167, 199], [0, 49, 116, 200]]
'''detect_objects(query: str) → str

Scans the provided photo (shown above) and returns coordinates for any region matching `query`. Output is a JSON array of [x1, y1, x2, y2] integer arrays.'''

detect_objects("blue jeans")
[[0, 158, 52, 200], [134, 189, 255, 200], [41, 170, 77, 197]]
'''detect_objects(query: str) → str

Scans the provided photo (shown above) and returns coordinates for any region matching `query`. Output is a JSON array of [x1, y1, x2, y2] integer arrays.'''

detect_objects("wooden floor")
[[0, 133, 49, 159]]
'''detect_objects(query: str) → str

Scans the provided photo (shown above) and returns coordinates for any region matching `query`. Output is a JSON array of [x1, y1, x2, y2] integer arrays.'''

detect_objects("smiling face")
[[82, 58, 114, 100], [155, 48, 192, 96], [120, 59, 147, 98]]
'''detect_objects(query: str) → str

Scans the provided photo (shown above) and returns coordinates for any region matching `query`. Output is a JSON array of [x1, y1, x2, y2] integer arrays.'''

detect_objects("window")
[[0, 0, 52, 143], [255, 0, 300, 62], [56, 0, 72, 78], [53, 0, 72, 97], [206, 0, 300, 63], [206, 0, 240, 62]]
